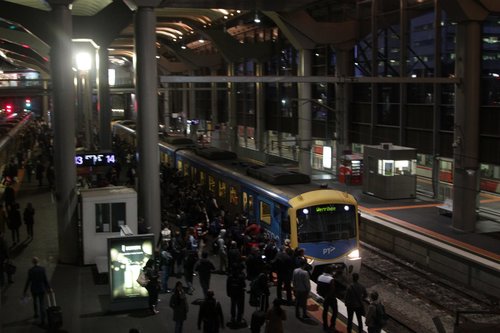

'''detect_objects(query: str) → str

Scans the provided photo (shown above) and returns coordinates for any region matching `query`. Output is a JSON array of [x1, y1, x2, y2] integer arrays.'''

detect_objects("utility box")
[[80, 186, 138, 265], [362, 143, 417, 199]]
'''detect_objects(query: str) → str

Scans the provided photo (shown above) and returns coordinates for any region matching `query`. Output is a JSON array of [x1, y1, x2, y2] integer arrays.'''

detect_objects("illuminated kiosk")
[[80, 186, 138, 265], [362, 143, 417, 199], [108, 234, 154, 312]]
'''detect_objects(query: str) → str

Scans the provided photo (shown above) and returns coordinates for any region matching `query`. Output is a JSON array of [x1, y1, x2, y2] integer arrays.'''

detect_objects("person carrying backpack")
[[365, 291, 388, 333]]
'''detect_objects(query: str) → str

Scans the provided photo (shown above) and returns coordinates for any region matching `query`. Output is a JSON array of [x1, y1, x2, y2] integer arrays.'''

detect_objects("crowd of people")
[[1, 125, 389, 333]]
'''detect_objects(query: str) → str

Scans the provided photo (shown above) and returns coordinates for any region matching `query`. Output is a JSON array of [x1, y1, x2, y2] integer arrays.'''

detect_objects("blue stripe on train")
[[299, 238, 357, 261]]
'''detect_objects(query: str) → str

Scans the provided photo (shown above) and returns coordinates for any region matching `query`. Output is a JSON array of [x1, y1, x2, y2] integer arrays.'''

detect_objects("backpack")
[[316, 274, 333, 298], [375, 303, 389, 327]]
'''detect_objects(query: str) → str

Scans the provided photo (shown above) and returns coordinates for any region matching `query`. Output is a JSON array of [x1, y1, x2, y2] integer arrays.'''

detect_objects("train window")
[[177, 160, 183, 171], [184, 161, 189, 176], [242, 192, 248, 210], [95, 202, 126, 233], [218, 181, 227, 199], [230, 186, 239, 206], [200, 171, 205, 186], [260, 201, 271, 225], [191, 166, 197, 182], [208, 175, 216, 193], [248, 195, 254, 212]]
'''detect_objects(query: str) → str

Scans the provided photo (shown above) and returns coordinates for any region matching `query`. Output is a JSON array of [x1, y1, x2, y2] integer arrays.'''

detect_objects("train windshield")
[[296, 204, 356, 243]]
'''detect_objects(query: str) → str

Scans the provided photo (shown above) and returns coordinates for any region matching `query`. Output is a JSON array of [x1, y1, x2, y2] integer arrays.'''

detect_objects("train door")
[[257, 196, 281, 242], [242, 190, 257, 222]]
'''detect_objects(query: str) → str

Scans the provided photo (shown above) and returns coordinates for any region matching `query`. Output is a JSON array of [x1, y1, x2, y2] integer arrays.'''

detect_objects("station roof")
[[0, 1, 497, 76]]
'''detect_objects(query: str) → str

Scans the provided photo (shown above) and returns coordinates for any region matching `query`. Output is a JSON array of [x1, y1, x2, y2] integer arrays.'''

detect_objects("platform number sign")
[[75, 153, 116, 167]]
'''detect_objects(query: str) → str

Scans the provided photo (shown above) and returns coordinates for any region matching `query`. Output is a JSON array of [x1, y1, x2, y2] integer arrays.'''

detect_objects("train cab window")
[[208, 175, 216, 193], [260, 201, 271, 225], [95, 202, 126, 233], [218, 181, 227, 199], [177, 160, 183, 172], [183, 161, 190, 176], [230, 186, 239, 206], [296, 204, 356, 243]]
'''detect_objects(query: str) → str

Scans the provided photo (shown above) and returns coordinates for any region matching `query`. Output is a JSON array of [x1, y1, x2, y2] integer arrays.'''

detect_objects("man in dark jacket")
[[245, 246, 264, 282], [317, 265, 338, 332], [0, 231, 12, 286], [198, 290, 224, 333], [345, 272, 367, 333], [226, 264, 246, 326], [23, 256, 52, 326], [272, 246, 294, 305], [194, 251, 216, 298]]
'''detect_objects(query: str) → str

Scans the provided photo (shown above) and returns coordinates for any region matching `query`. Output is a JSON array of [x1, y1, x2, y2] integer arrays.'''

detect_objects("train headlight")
[[347, 249, 360, 260]]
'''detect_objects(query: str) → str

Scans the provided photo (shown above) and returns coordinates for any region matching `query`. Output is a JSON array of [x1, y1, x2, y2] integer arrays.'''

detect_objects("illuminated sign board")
[[108, 235, 154, 301], [315, 206, 337, 213], [75, 152, 116, 167]]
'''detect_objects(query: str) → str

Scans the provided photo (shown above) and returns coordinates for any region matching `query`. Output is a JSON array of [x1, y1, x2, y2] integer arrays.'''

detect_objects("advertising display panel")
[[107, 234, 154, 309]]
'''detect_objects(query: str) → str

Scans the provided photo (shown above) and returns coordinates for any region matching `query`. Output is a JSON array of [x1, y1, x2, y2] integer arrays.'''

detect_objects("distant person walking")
[[143, 259, 160, 314], [345, 272, 368, 333], [292, 261, 311, 319], [2, 181, 16, 211], [0, 231, 13, 286], [194, 251, 216, 298], [23, 202, 35, 238], [317, 265, 338, 332], [197, 290, 225, 333], [35, 160, 44, 187], [23, 256, 52, 326], [7, 203, 21, 245], [169, 281, 189, 333], [365, 291, 388, 333], [264, 298, 287, 333]]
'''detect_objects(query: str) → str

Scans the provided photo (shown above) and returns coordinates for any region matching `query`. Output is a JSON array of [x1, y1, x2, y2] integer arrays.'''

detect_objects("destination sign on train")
[[75, 152, 116, 167]]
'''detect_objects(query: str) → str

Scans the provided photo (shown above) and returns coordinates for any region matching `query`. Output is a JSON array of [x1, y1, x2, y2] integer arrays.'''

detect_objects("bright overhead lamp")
[[254, 13, 261, 24]]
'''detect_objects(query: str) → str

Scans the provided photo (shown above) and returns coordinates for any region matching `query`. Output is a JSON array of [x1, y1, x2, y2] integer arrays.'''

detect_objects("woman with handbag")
[[143, 259, 160, 314]]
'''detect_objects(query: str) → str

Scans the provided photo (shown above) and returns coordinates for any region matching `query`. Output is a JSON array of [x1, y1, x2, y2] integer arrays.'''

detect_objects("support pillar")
[[210, 68, 218, 125], [298, 49, 312, 175], [49, 1, 78, 264], [255, 63, 265, 153], [98, 46, 112, 150], [452, 20, 481, 232], [335, 48, 354, 174], [42, 78, 50, 123], [227, 63, 237, 152], [182, 83, 188, 132], [163, 85, 170, 132], [134, 4, 161, 241]]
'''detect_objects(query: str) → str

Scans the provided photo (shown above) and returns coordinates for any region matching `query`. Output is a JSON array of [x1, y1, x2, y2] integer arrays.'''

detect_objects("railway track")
[[360, 242, 499, 333]]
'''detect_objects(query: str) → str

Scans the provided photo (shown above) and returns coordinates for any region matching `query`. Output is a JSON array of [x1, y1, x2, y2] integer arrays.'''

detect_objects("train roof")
[[161, 141, 349, 206]]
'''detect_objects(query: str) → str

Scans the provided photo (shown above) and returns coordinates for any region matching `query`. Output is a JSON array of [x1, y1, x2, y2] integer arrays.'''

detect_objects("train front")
[[289, 190, 361, 279]]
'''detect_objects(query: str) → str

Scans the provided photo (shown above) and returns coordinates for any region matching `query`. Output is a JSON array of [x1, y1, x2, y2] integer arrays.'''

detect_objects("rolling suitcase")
[[46, 292, 63, 329]]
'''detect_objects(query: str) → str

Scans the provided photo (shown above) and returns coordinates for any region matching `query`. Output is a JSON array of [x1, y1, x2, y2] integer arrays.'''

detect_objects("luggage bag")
[[46, 292, 63, 329]]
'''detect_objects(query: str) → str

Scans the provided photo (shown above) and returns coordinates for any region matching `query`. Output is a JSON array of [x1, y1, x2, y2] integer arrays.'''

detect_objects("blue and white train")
[[113, 123, 362, 278]]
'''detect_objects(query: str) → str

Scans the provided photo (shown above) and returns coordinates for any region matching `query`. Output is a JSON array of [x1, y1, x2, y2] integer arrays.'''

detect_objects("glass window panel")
[[260, 201, 271, 225], [208, 175, 215, 193], [95, 202, 126, 233]]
